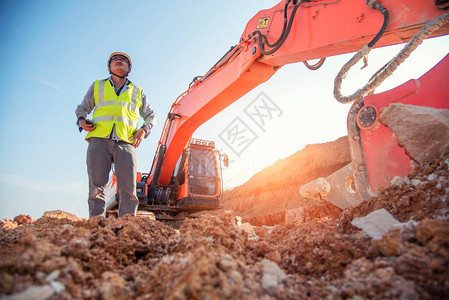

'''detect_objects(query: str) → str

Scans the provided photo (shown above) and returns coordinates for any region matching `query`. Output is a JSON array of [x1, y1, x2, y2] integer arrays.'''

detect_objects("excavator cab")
[[173, 138, 226, 210]]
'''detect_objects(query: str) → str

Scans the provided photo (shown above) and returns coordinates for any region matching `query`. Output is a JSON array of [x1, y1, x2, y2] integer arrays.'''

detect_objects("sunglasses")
[[111, 56, 129, 63]]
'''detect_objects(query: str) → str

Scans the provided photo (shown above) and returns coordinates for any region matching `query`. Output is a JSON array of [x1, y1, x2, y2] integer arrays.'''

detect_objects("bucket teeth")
[[299, 177, 330, 199], [299, 163, 363, 209]]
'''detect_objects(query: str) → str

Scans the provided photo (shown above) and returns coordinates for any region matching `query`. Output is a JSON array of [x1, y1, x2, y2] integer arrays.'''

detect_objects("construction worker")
[[75, 52, 156, 218]]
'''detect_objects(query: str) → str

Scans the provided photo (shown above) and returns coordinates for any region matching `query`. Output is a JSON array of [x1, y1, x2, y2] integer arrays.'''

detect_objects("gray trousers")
[[87, 138, 138, 217]]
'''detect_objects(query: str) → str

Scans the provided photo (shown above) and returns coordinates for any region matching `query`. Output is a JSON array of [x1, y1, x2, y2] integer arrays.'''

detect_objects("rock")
[[49, 281, 65, 294], [44, 270, 60, 283], [99, 271, 126, 299], [261, 274, 278, 296], [0, 215, 35, 230], [261, 259, 286, 295], [416, 219, 449, 246], [427, 173, 438, 181], [0, 219, 18, 230], [351, 209, 400, 239], [13, 215, 35, 225], [218, 254, 238, 272], [285, 203, 342, 224], [238, 222, 258, 241], [411, 179, 421, 187], [3, 285, 54, 300], [378, 103, 449, 165], [372, 228, 404, 256], [403, 176, 411, 186], [390, 176, 404, 187], [42, 210, 83, 221]]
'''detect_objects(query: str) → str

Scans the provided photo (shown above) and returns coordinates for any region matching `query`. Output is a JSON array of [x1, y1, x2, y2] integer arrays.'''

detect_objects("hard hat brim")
[[108, 52, 132, 67]]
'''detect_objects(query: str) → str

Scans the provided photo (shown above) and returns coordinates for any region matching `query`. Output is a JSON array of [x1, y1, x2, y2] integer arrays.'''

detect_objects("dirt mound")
[[339, 156, 449, 232], [220, 136, 351, 224], [0, 138, 448, 298], [0, 215, 35, 230], [1, 154, 447, 299], [0, 215, 178, 298]]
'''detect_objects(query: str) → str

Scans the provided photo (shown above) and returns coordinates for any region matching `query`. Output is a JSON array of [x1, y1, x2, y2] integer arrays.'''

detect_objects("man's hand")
[[130, 128, 145, 148], [79, 119, 96, 131]]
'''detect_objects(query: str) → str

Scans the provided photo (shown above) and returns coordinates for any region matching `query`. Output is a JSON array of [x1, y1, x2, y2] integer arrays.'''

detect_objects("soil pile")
[[220, 136, 350, 225], [1, 152, 448, 299]]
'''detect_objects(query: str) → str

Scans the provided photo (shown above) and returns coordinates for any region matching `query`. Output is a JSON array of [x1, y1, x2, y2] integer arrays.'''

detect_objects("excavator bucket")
[[301, 54, 449, 210]]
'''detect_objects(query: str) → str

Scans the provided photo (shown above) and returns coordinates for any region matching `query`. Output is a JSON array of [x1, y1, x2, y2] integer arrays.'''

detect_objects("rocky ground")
[[1, 144, 448, 299]]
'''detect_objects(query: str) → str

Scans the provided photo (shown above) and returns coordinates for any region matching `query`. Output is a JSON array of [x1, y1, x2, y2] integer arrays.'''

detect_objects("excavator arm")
[[150, 0, 448, 189]]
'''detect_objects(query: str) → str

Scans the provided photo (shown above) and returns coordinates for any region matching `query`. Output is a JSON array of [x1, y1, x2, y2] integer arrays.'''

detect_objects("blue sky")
[[0, 0, 448, 219]]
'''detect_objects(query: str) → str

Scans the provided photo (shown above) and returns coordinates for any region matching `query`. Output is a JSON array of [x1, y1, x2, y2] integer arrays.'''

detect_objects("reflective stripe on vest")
[[85, 79, 142, 143]]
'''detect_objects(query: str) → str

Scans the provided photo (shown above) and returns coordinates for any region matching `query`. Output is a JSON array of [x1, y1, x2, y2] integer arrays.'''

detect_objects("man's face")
[[109, 55, 130, 76]]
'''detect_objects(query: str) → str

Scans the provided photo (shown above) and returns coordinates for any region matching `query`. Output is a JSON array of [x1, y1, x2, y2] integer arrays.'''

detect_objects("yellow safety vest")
[[86, 79, 142, 144]]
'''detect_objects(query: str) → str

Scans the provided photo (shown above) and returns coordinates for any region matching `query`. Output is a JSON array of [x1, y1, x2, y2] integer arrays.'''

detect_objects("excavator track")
[[106, 205, 200, 229]]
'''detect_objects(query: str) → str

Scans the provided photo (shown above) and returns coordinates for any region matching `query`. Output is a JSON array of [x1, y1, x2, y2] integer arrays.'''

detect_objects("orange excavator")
[[107, 0, 449, 218]]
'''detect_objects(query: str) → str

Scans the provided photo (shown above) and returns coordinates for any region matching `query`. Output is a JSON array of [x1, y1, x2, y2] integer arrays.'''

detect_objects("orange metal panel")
[[177, 181, 188, 199]]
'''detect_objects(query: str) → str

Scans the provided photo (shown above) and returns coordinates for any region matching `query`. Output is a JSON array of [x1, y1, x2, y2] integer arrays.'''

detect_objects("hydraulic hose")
[[250, 0, 302, 56], [435, 0, 449, 10], [188, 45, 237, 88], [368, 3, 390, 48], [303, 57, 326, 70], [334, 10, 449, 104], [261, 0, 291, 48], [333, 2, 390, 103]]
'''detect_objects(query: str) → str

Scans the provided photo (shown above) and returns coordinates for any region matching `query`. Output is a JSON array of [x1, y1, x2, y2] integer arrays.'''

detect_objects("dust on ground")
[[1, 138, 448, 299]]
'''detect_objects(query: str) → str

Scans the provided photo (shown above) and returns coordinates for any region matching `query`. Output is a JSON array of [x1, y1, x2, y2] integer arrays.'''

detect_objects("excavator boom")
[[151, 0, 449, 188]]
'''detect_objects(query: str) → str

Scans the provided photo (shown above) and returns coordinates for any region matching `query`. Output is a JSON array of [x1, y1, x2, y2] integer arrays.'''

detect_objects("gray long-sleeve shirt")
[[75, 77, 156, 139]]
